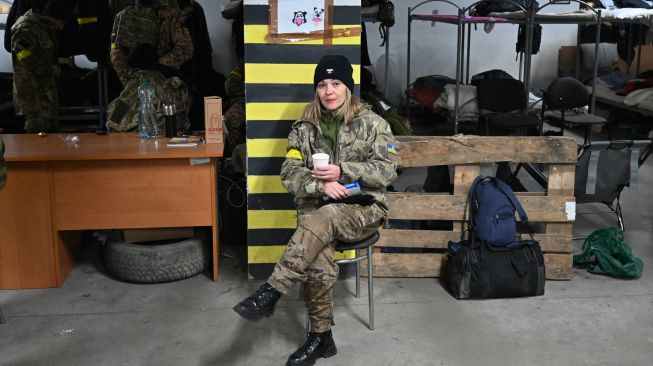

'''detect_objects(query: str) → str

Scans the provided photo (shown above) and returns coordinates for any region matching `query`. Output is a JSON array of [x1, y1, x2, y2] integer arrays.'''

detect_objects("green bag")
[[573, 227, 644, 279]]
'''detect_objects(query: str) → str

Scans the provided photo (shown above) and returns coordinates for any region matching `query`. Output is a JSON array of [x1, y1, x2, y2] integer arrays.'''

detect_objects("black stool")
[[303, 231, 380, 331]]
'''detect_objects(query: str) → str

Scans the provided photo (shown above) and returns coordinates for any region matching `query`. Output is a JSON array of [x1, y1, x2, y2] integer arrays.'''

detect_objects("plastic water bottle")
[[138, 78, 158, 139]]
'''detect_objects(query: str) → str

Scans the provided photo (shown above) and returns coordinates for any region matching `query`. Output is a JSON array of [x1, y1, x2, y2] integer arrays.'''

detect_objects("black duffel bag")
[[446, 239, 545, 299]]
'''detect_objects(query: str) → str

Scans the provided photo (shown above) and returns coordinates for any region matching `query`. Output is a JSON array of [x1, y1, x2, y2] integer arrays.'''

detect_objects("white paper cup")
[[312, 153, 330, 167]]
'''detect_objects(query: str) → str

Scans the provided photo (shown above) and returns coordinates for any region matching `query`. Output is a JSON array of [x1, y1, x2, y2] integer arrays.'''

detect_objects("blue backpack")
[[469, 176, 530, 248]]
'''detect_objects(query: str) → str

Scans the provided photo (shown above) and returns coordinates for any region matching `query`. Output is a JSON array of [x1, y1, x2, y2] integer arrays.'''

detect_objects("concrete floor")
[[2, 138, 653, 366]]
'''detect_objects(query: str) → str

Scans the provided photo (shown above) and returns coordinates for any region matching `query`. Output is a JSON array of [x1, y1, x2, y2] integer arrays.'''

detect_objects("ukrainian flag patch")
[[286, 148, 303, 160], [387, 143, 399, 155]]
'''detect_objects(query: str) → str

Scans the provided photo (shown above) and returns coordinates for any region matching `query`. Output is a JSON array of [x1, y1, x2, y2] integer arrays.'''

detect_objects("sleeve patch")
[[387, 143, 399, 155], [286, 148, 303, 160]]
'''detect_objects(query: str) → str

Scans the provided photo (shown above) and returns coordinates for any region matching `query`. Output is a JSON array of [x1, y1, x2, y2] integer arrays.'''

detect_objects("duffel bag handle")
[[479, 241, 530, 278]]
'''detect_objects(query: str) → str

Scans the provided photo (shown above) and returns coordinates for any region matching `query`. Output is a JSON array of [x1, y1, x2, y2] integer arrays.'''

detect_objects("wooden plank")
[[369, 253, 571, 280], [545, 253, 573, 280], [396, 136, 577, 167], [378, 229, 461, 248], [548, 163, 576, 196], [0, 162, 57, 289], [453, 165, 479, 233], [523, 234, 572, 253], [378, 229, 572, 253], [387, 193, 575, 221], [371, 253, 443, 277], [545, 164, 576, 254]]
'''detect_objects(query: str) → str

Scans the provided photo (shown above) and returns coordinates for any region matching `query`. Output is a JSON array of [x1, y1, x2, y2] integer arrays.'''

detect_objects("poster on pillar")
[[278, 0, 326, 34]]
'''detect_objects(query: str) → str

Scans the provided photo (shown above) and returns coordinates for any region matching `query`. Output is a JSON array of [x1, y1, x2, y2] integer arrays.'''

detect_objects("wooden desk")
[[0, 133, 224, 289]]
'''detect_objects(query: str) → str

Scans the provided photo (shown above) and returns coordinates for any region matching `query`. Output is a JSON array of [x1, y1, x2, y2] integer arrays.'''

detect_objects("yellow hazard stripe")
[[248, 175, 287, 194], [247, 138, 287, 158], [246, 63, 314, 84], [248, 210, 297, 229], [244, 24, 361, 45], [16, 50, 32, 61], [77, 17, 98, 25], [248, 245, 354, 263], [246, 63, 360, 85], [246, 102, 307, 121]]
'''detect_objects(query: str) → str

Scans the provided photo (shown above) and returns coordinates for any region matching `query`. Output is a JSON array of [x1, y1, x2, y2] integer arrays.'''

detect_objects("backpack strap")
[[467, 176, 484, 239], [489, 177, 529, 224]]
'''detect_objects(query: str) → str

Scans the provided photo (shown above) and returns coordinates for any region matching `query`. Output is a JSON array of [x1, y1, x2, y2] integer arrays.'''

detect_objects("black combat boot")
[[233, 282, 281, 320], [286, 330, 337, 366]]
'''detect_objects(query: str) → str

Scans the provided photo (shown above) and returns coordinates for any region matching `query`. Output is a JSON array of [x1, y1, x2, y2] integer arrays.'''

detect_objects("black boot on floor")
[[286, 330, 337, 366], [233, 282, 281, 320]]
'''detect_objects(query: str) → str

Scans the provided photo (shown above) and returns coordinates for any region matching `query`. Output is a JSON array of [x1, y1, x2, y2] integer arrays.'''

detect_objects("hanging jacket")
[[11, 10, 59, 116], [106, 69, 189, 132]]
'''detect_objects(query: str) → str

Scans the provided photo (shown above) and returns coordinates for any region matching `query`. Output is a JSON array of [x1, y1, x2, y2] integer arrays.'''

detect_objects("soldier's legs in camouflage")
[[24, 111, 58, 134], [304, 244, 338, 333], [267, 225, 327, 294], [303, 277, 336, 333], [268, 203, 385, 330], [302, 203, 385, 332]]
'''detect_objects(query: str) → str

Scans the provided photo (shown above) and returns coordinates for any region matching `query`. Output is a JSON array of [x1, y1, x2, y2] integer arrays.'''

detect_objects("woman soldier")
[[233, 55, 398, 366]]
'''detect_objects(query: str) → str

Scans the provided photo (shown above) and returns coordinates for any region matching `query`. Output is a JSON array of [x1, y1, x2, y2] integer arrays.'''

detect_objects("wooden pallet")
[[368, 136, 577, 280]]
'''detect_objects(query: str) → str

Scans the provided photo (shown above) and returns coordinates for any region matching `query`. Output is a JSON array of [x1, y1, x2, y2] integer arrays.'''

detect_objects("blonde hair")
[[300, 88, 365, 124]]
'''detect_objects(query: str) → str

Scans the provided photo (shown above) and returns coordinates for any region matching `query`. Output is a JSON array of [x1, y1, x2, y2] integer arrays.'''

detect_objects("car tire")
[[102, 230, 210, 284]]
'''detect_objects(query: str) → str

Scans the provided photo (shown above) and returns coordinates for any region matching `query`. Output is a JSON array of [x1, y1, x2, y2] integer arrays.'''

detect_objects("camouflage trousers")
[[24, 111, 58, 134], [267, 202, 385, 333]]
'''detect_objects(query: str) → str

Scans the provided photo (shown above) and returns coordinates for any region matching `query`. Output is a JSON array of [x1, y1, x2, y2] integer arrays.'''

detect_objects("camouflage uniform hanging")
[[106, 69, 189, 132]]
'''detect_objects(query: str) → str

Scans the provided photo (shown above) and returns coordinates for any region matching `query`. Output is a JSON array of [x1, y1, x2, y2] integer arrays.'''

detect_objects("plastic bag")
[[573, 227, 644, 279]]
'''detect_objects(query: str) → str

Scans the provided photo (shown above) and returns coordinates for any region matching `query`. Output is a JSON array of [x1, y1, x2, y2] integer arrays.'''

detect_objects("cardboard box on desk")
[[204, 96, 223, 144]]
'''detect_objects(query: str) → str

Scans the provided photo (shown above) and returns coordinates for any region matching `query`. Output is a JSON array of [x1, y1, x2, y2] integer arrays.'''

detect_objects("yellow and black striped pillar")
[[244, 0, 362, 279]]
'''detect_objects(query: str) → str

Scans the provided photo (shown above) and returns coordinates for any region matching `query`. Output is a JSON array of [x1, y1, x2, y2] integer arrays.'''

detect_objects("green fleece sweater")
[[319, 111, 342, 154]]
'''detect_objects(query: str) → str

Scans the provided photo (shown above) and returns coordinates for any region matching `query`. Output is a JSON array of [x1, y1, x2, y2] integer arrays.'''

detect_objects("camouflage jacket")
[[110, 0, 179, 17], [110, 3, 192, 83], [11, 10, 59, 116], [280, 108, 399, 212], [106, 69, 189, 132], [0, 136, 6, 190]]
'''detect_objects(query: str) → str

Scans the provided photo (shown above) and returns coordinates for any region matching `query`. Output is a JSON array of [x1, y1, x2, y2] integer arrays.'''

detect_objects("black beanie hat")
[[313, 55, 354, 92], [42, 0, 71, 21], [127, 43, 159, 69]]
